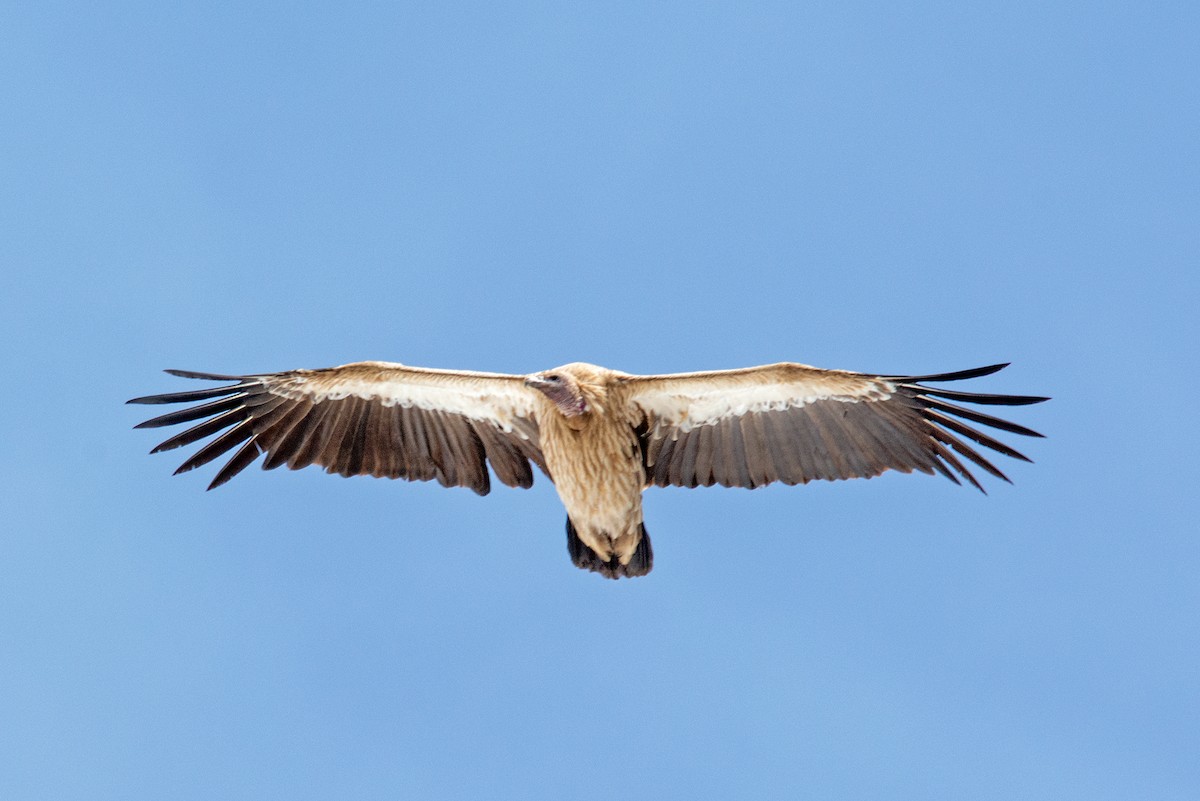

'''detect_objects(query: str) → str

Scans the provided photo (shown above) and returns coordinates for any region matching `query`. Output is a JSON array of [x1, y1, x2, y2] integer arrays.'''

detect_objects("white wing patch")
[[635, 377, 896, 431], [270, 362, 540, 435]]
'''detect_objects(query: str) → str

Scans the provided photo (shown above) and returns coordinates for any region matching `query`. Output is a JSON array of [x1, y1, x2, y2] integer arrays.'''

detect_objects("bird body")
[[528, 364, 650, 575], [130, 358, 1047, 579]]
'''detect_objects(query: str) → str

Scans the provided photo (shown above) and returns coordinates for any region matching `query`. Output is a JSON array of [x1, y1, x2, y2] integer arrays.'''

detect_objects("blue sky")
[[2, 2, 1197, 798]]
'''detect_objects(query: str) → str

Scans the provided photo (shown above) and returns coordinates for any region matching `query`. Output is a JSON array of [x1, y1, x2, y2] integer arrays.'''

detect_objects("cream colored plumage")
[[129, 359, 1047, 579]]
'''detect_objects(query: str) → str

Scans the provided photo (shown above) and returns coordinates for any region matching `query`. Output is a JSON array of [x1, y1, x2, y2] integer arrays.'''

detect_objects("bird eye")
[[545, 374, 561, 382]]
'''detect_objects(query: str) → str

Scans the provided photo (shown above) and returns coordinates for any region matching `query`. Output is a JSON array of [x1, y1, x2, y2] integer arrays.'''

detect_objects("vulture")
[[129, 359, 1047, 579]]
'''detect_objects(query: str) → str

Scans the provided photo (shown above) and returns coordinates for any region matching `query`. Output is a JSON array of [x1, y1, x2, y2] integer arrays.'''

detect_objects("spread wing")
[[624, 362, 1047, 492], [128, 361, 547, 494]]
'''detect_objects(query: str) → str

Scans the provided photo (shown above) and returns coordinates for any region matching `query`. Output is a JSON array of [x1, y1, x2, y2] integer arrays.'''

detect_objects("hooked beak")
[[524, 376, 549, 389]]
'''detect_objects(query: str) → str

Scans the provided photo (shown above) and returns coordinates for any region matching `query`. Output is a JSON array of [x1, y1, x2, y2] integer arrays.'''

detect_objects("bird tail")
[[565, 518, 653, 580]]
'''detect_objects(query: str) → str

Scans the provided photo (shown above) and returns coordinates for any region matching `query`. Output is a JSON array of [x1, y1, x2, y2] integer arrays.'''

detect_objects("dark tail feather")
[[565, 518, 654, 580]]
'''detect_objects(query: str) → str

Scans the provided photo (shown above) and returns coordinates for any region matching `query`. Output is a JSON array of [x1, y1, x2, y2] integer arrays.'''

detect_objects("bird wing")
[[128, 361, 547, 494], [622, 362, 1047, 492]]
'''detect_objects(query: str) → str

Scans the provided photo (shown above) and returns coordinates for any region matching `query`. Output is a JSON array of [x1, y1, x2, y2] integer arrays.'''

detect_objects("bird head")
[[524, 365, 597, 417]]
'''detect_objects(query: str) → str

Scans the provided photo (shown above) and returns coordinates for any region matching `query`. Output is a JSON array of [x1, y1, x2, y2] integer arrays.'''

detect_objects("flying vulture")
[[129, 360, 1047, 579]]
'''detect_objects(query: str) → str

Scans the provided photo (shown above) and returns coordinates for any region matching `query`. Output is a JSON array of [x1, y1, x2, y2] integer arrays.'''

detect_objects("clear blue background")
[[3, 2, 1197, 799]]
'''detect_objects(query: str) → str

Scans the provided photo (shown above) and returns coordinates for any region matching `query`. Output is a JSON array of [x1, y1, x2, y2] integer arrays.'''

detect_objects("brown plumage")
[[129, 359, 1048, 579]]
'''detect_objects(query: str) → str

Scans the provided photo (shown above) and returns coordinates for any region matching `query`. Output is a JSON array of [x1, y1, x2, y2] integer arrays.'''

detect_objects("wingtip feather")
[[895, 363, 1011, 383], [164, 368, 247, 381]]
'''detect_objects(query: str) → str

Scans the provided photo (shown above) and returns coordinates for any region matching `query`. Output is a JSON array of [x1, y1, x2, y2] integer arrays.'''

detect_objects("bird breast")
[[537, 408, 645, 537]]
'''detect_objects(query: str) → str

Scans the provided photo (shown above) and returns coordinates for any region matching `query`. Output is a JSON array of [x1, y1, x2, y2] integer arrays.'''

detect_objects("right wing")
[[128, 361, 548, 494]]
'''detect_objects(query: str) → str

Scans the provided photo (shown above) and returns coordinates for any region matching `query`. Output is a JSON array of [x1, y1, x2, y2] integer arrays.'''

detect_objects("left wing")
[[128, 361, 547, 494], [623, 362, 1047, 491]]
